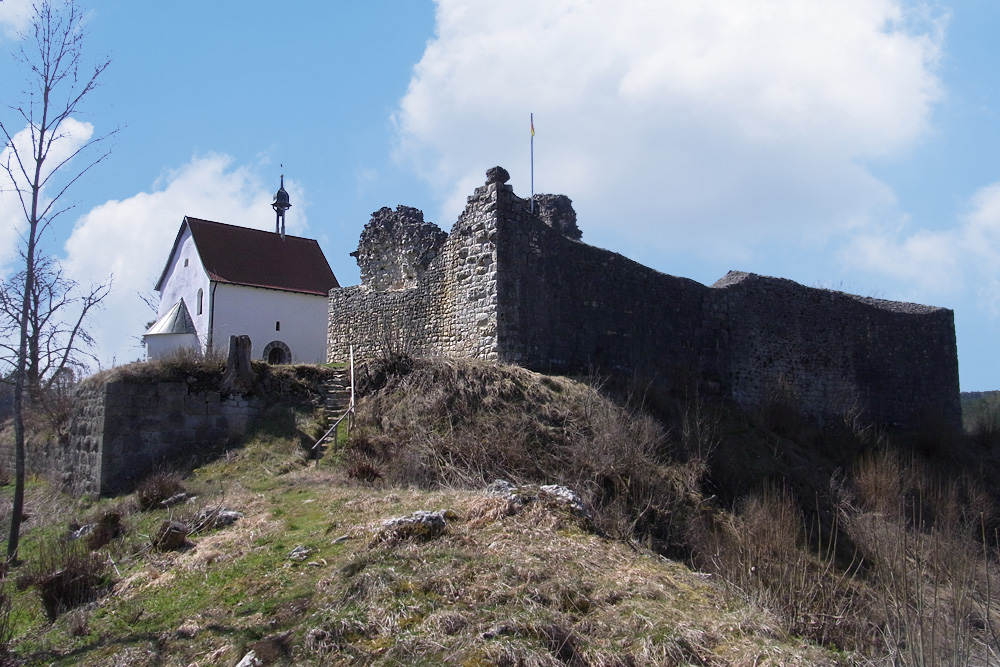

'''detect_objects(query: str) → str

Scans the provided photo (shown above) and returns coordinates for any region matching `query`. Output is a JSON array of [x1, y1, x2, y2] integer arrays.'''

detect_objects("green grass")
[[4, 358, 995, 665], [0, 443, 844, 666]]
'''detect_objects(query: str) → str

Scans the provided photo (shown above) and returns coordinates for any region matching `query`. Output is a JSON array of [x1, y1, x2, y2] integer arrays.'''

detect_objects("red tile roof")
[[155, 217, 340, 296]]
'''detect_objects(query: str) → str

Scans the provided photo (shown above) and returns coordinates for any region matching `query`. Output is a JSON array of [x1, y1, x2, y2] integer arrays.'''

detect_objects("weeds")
[[15, 539, 113, 621], [135, 470, 185, 511], [85, 508, 125, 550], [347, 357, 704, 548]]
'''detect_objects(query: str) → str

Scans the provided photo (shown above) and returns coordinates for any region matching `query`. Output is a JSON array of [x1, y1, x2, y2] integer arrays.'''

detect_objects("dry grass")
[[347, 356, 706, 548], [14, 538, 113, 621], [134, 470, 186, 511], [295, 486, 842, 667], [838, 449, 1000, 666]]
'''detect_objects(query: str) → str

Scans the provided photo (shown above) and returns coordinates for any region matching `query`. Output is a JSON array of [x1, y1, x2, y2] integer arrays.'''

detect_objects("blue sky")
[[1, 0, 998, 391]]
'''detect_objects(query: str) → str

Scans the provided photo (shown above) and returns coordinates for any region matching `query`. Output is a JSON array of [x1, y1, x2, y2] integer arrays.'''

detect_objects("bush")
[[16, 540, 113, 621], [135, 471, 185, 511], [837, 449, 1000, 665], [970, 401, 1000, 449], [689, 485, 876, 653], [85, 509, 125, 551]]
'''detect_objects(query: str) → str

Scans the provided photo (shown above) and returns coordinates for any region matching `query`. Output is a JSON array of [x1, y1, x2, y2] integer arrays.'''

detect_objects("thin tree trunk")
[[7, 106, 45, 564]]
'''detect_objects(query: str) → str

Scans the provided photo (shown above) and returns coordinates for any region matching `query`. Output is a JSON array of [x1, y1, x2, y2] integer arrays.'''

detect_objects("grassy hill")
[[0, 357, 997, 665], [962, 390, 1000, 444]]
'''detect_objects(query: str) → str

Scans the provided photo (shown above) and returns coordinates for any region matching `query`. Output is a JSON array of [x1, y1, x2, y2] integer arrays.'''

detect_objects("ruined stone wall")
[[328, 170, 504, 363], [44, 375, 265, 495], [1, 380, 108, 496], [327, 167, 962, 431], [94, 380, 264, 494], [352, 206, 447, 291], [714, 271, 961, 428], [493, 182, 723, 389]]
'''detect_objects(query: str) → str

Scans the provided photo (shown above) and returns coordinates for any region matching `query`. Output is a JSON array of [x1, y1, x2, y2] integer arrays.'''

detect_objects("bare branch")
[[0, 0, 115, 562]]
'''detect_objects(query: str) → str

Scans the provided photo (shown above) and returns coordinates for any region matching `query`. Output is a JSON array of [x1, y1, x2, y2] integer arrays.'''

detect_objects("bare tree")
[[0, 0, 116, 562], [0, 254, 111, 400]]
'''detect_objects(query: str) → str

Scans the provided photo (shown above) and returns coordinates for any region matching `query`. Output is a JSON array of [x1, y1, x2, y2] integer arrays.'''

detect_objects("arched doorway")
[[262, 340, 291, 365]]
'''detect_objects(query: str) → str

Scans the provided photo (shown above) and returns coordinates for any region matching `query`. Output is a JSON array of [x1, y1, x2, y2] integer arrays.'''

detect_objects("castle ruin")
[[327, 167, 961, 430]]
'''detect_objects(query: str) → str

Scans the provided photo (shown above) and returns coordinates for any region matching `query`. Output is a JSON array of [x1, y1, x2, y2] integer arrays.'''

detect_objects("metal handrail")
[[313, 345, 355, 462]]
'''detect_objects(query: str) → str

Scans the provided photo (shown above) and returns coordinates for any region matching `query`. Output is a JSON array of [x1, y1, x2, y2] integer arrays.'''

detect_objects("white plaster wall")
[[157, 225, 211, 350], [211, 283, 329, 363], [145, 333, 199, 360]]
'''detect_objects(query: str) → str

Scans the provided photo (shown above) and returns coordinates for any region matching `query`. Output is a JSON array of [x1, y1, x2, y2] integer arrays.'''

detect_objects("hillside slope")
[[1, 357, 997, 665], [0, 425, 842, 666]]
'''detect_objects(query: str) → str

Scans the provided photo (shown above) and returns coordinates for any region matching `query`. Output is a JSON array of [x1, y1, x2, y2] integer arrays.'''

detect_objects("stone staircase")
[[314, 368, 353, 459], [323, 368, 352, 416]]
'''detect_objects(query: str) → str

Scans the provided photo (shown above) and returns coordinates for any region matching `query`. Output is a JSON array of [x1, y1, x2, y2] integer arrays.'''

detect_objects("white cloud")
[[61, 154, 308, 365], [844, 182, 1000, 308], [1, 117, 95, 271], [395, 0, 945, 260], [0, 0, 31, 39]]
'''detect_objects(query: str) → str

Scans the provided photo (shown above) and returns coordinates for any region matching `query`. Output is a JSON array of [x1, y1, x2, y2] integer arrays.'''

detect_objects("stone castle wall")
[[714, 272, 961, 427], [327, 167, 961, 430], [1, 363, 336, 496], [328, 171, 504, 362]]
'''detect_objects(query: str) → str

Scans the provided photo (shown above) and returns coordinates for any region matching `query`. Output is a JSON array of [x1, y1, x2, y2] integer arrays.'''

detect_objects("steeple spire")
[[272, 173, 291, 239]]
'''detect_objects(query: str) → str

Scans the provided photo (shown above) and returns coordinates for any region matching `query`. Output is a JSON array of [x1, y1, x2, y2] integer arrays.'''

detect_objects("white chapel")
[[144, 177, 339, 363]]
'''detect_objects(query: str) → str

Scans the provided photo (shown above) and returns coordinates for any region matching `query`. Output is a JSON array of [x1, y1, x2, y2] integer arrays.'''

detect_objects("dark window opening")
[[276, 321, 280, 331]]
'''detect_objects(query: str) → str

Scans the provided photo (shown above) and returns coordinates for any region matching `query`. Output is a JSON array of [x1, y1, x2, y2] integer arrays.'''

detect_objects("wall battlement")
[[327, 167, 961, 430]]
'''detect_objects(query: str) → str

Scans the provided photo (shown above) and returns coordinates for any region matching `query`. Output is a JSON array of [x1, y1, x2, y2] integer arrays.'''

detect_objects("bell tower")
[[272, 174, 291, 239]]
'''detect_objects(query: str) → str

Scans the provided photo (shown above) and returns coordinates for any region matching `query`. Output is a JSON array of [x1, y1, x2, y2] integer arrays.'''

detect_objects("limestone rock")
[[486, 166, 510, 184], [153, 520, 189, 551], [235, 650, 262, 667], [534, 194, 581, 240], [373, 509, 456, 544], [353, 206, 447, 292], [288, 545, 312, 561]]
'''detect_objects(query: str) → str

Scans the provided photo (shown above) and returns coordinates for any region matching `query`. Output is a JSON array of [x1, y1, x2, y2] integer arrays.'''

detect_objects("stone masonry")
[[56, 376, 263, 495], [2, 370, 278, 496], [328, 167, 961, 430]]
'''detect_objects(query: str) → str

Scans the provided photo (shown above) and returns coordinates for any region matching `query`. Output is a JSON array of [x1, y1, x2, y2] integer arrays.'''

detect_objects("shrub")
[[838, 449, 1000, 664], [0, 584, 14, 653], [16, 540, 113, 621], [86, 509, 125, 551], [135, 471, 185, 511], [969, 400, 1000, 449], [689, 485, 876, 653]]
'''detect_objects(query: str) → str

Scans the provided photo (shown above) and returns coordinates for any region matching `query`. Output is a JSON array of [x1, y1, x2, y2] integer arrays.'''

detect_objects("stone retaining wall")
[[1, 363, 329, 496]]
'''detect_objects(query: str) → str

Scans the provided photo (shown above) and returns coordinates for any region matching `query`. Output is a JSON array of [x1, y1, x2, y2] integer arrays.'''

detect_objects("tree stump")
[[221, 335, 254, 395]]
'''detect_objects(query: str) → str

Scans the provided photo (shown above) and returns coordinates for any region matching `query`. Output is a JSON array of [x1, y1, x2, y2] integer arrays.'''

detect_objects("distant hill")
[[961, 390, 1000, 432]]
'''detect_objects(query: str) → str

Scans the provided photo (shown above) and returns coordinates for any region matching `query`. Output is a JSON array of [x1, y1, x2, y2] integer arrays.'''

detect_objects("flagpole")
[[530, 113, 535, 213]]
